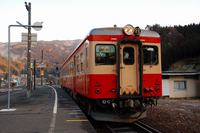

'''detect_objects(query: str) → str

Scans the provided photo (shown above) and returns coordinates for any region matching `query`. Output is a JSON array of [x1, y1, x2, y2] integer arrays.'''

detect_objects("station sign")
[[21, 33, 37, 44]]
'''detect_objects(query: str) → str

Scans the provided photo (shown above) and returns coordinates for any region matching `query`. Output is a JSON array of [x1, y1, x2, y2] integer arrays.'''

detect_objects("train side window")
[[66, 65, 69, 75], [65, 66, 67, 75], [86, 48, 88, 68], [70, 62, 73, 75], [143, 45, 158, 65], [123, 47, 134, 65], [95, 44, 116, 65], [64, 66, 66, 76], [80, 52, 83, 72], [76, 55, 80, 73]]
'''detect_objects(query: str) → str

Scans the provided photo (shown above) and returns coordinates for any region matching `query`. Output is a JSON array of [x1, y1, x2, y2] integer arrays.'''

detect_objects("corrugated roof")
[[162, 71, 200, 76]]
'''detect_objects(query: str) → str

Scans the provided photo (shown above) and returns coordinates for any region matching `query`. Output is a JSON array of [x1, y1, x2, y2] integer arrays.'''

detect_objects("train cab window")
[[143, 46, 158, 65], [123, 47, 134, 65], [96, 44, 116, 65]]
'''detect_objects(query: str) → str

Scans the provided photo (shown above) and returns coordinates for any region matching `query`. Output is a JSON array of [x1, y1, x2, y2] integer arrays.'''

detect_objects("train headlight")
[[134, 26, 141, 36], [123, 24, 135, 35]]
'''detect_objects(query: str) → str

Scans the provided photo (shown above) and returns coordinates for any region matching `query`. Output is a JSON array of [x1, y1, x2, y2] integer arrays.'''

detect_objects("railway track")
[[103, 121, 161, 133], [134, 121, 162, 133], [65, 90, 161, 133], [65, 89, 161, 133]]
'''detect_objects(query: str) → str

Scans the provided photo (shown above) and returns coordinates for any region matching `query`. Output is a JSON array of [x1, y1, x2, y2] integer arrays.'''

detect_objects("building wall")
[[169, 76, 200, 98]]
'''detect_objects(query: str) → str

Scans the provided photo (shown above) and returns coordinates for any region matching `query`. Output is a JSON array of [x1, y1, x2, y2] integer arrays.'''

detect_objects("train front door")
[[120, 44, 139, 96]]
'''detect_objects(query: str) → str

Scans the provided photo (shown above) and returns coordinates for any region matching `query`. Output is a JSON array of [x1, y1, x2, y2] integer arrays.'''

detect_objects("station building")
[[162, 71, 200, 98]]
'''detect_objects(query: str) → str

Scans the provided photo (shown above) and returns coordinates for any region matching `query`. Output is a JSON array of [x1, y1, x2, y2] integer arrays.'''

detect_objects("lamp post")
[[0, 2, 42, 112], [25, 2, 32, 98], [0, 23, 42, 112], [0, 25, 23, 112]]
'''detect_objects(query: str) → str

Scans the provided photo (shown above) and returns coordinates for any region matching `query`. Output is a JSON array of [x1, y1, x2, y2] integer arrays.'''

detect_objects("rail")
[[134, 121, 162, 133], [103, 121, 162, 133]]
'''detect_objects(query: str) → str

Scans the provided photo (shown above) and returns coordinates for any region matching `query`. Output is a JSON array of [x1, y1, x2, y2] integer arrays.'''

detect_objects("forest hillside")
[[149, 23, 200, 71]]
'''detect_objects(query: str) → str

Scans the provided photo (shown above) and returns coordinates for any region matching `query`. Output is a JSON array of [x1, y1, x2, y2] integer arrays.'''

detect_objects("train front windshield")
[[95, 44, 116, 65]]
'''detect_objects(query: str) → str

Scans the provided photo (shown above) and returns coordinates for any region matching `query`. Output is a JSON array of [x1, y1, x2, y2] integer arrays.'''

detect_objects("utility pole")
[[33, 59, 36, 90], [41, 50, 44, 86], [25, 2, 31, 98]]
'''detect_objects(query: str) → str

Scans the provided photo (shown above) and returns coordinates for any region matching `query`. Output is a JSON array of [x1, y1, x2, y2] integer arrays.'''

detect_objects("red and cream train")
[[60, 24, 162, 122]]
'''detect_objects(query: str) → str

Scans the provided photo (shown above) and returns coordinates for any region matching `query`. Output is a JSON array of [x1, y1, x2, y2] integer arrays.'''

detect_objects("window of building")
[[174, 81, 187, 90], [95, 44, 116, 65], [123, 47, 134, 65], [143, 45, 158, 65]]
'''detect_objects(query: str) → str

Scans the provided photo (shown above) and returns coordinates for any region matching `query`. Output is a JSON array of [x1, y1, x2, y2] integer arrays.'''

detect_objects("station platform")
[[0, 85, 96, 133]]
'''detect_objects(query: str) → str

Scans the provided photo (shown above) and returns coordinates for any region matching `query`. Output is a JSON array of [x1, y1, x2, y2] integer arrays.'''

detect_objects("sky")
[[0, 0, 199, 42]]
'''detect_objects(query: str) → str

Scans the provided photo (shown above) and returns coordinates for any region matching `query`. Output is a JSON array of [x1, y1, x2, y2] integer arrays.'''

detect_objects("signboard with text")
[[21, 33, 37, 44]]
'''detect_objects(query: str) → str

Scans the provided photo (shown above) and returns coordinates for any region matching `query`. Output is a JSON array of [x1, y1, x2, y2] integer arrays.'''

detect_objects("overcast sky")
[[0, 0, 199, 42]]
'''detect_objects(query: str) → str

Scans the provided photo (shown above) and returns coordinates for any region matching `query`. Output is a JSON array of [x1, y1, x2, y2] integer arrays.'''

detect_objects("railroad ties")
[[101, 121, 162, 133]]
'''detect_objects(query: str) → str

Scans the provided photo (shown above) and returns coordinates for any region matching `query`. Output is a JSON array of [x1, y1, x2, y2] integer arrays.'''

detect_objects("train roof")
[[61, 27, 160, 69], [89, 27, 160, 37]]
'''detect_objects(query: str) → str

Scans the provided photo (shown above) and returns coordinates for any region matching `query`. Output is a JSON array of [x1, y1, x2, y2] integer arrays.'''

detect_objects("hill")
[[0, 55, 24, 75], [0, 56, 7, 75], [171, 56, 200, 72], [149, 23, 200, 71], [0, 40, 81, 76]]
